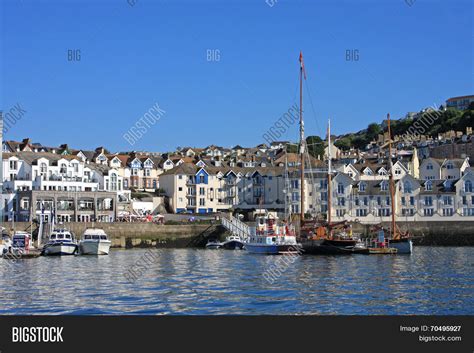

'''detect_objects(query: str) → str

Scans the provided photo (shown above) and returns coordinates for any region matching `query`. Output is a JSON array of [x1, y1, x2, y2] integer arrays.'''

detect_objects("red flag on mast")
[[299, 51, 307, 80]]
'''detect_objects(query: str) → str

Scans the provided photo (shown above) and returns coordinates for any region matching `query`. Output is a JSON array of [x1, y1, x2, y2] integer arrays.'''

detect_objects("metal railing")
[[221, 214, 251, 241]]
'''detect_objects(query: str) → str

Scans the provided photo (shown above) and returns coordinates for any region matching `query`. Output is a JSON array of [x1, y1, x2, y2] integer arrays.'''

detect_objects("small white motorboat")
[[221, 235, 245, 250], [79, 228, 112, 255], [205, 239, 223, 249], [43, 228, 78, 256]]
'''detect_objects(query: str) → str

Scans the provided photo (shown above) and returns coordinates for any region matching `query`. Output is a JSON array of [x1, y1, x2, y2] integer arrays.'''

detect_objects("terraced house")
[[159, 163, 288, 214]]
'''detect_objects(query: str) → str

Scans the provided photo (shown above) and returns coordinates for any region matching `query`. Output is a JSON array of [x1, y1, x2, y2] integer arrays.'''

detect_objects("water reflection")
[[0, 247, 472, 315]]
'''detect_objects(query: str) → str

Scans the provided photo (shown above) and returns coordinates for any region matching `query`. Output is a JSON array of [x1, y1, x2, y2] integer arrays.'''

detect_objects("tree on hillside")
[[366, 123, 382, 141], [306, 136, 324, 159]]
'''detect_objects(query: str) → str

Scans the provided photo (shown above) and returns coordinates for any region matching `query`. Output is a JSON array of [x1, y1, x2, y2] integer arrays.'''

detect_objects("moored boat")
[[79, 228, 112, 255], [245, 214, 301, 255], [221, 235, 245, 250], [205, 239, 223, 249], [43, 228, 78, 256]]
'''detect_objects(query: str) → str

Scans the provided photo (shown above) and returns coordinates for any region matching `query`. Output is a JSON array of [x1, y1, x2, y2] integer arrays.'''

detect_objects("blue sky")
[[1, 0, 472, 152]]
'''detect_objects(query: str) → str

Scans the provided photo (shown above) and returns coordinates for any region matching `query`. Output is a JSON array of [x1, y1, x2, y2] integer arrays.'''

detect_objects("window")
[[426, 163, 433, 170], [110, 173, 117, 191], [199, 198, 205, 206], [359, 182, 366, 192], [9, 160, 18, 170], [363, 197, 368, 206], [60, 163, 67, 174], [462, 208, 474, 216], [354, 198, 360, 206], [410, 196, 415, 206], [337, 183, 344, 194], [380, 181, 388, 191], [337, 197, 345, 206], [443, 196, 453, 205], [199, 187, 205, 195], [425, 196, 433, 206], [401, 197, 406, 206], [336, 209, 345, 217], [446, 163, 454, 170], [40, 162, 47, 174], [425, 181, 432, 191], [442, 208, 454, 217], [144, 169, 151, 177], [356, 209, 367, 217], [291, 180, 299, 189], [463, 196, 467, 205], [464, 180, 473, 193], [404, 181, 412, 193], [199, 175, 205, 183], [424, 208, 434, 217], [395, 169, 401, 175]]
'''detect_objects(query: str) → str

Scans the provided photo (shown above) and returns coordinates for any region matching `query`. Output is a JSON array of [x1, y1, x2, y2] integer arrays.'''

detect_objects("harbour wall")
[[9, 222, 226, 248], [8, 221, 473, 247], [351, 221, 474, 246]]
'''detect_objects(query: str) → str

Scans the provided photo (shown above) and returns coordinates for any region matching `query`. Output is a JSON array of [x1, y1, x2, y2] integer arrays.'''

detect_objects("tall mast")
[[299, 52, 305, 223], [327, 119, 332, 233], [387, 113, 397, 239]]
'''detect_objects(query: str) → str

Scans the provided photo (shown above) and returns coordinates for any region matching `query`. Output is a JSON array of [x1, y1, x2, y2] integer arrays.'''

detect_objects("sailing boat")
[[375, 114, 413, 254], [294, 52, 359, 254]]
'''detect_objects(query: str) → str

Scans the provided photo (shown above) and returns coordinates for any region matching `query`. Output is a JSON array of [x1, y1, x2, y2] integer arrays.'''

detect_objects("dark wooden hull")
[[301, 240, 354, 255]]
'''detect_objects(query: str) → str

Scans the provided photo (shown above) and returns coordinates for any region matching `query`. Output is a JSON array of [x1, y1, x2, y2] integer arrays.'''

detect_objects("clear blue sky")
[[1, 0, 472, 153]]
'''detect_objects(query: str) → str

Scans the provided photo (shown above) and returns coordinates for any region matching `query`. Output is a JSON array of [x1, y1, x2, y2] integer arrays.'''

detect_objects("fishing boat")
[[245, 214, 301, 255], [221, 235, 245, 250], [42, 228, 78, 256], [79, 228, 112, 255], [205, 239, 223, 249], [362, 227, 397, 255]]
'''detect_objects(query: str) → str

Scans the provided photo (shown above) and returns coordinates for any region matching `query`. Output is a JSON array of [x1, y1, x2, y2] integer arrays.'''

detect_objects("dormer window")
[[395, 169, 401, 175], [425, 180, 433, 191], [378, 169, 387, 176], [364, 168, 373, 176], [446, 163, 454, 170], [426, 163, 433, 170]]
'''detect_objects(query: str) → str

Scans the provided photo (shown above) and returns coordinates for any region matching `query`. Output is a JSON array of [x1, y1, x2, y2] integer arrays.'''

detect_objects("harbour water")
[[0, 247, 472, 315]]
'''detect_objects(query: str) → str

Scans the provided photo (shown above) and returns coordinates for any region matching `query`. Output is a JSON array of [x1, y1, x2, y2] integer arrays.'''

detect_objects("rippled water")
[[0, 247, 472, 315]]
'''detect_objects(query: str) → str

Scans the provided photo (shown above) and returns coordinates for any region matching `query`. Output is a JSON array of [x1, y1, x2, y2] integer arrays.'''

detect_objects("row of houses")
[[159, 154, 474, 223]]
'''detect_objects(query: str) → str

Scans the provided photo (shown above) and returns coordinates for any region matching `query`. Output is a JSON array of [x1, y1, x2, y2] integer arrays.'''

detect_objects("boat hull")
[[43, 243, 77, 256], [302, 240, 354, 255], [221, 240, 245, 250], [79, 241, 111, 255], [389, 239, 413, 254], [245, 243, 301, 254], [205, 245, 221, 250]]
